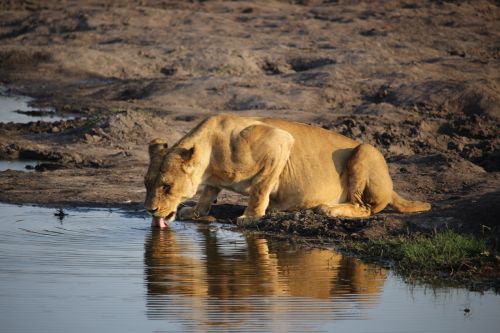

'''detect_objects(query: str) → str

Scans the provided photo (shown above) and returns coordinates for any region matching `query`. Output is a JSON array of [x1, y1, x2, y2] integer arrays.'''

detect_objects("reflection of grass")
[[354, 230, 493, 282]]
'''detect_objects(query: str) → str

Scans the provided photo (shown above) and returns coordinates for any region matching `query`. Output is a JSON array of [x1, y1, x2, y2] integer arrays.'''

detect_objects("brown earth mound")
[[0, 0, 498, 241]]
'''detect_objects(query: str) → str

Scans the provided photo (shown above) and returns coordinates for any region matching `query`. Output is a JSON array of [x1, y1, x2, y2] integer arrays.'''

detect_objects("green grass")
[[400, 230, 489, 271], [110, 107, 127, 113], [356, 230, 492, 279]]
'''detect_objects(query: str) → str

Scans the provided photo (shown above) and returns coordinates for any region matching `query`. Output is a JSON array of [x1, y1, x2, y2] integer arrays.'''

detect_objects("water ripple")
[[1, 203, 499, 333]]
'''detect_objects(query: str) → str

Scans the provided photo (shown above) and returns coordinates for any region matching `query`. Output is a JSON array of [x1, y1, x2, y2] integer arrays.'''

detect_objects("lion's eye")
[[162, 184, 172, 194]]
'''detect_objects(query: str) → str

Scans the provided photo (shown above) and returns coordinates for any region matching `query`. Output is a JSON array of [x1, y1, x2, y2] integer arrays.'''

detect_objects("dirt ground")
[[0, 0, 499, 240]]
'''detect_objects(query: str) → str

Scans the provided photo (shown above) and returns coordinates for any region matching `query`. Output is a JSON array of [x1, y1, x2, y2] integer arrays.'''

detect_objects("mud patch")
[[260, 56, 336, 75], [0, 49, 51, 72], [0, 144, 63, 161], [0, 144, 104, 170], [321, 116, 428, 156], [228, 94, 287, 111], [174, 114, 199, 122], [383, 81, 500, 119], [233, 209, 402, 241], [289, 71, 332, 87], [0, 11, 91, 39], [260, 58, 293, 75], [439, 113, 499, 172], [0, 118, 86, 134], [359, 28, 388, 37], [287, 57, 336, 72], [309, 8, 354, 24], [113, 83, 153, 101], [84, 110, 182, 145], [321, 113, 499, 172]]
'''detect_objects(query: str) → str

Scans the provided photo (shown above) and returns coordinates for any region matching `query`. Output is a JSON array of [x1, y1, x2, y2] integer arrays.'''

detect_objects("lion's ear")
[[179, 146, 196, 174], [179, 146, 195, 161], [148, 138, 169, 158]]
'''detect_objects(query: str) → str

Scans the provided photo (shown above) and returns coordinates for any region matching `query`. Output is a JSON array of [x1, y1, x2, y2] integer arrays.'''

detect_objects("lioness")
[[145, 114, 430, 227]]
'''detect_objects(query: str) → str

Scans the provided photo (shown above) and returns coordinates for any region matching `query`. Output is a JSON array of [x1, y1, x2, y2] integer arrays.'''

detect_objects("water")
[[0, 160, 39, 171], [0, 203, 498, 333], [0, 94, 77, 123]]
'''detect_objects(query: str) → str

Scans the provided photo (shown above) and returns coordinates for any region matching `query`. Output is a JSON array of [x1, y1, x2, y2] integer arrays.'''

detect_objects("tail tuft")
[[391, 191, 431, 213]]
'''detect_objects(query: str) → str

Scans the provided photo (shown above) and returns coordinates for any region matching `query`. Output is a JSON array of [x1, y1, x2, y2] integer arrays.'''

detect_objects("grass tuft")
[[399, 230, 489, 272], [357, 230, 492, 280]]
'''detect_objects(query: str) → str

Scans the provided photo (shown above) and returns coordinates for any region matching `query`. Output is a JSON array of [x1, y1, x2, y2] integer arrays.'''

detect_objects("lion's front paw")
[[178, 206, 196, 220], [236, 215, 260, 225]]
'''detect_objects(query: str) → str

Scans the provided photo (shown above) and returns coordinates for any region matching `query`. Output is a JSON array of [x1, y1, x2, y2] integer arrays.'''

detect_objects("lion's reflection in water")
[[144, 223, 386, 331]]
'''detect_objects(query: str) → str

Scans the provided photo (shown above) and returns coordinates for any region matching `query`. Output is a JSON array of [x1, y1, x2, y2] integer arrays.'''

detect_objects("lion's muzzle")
[[150, 211, 175, 228]]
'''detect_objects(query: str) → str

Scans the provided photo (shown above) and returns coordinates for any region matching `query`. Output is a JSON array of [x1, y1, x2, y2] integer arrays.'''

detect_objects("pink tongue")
[[151, 216, 168, 228]]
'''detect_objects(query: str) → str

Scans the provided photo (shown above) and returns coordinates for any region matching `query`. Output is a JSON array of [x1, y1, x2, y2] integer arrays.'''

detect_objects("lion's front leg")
[[230, 123, 294, 225], [237, 187, 270, 224], [237, 163, 287, 225], [178, 185, 220, 220]]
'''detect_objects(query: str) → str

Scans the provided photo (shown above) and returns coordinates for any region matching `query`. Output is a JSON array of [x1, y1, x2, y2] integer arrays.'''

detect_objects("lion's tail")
[[391, 191, 431, 213]]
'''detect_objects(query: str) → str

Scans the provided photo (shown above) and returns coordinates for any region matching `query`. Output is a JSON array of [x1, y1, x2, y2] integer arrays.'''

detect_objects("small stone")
[[51, 126, 60, 133]]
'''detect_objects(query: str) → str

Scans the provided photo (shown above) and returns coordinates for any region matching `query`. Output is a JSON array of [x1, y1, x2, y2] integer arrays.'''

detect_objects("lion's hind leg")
[[317, 143, 393, 219]]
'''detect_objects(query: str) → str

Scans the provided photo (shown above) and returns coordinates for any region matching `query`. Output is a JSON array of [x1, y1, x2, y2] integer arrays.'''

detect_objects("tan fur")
[[145, 228, 387, 301], [144, 114, 431, 222]]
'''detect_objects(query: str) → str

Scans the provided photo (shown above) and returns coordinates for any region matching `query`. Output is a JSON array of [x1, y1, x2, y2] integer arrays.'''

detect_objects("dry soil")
[[0, 0, 499, 239]]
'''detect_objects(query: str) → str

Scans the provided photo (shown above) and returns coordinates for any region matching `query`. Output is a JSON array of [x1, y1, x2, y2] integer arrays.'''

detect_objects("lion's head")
[[144, 138, 198, 227]]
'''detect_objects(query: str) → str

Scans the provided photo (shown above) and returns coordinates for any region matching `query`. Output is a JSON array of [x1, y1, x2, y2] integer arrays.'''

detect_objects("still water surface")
[[0, 203, 499, 332], [0, 93, 77, 123], [0, 160, 39, 171]]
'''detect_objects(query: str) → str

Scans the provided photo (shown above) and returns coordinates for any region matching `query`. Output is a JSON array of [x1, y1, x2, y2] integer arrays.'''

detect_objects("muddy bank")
[[0, 0, 499, 284]]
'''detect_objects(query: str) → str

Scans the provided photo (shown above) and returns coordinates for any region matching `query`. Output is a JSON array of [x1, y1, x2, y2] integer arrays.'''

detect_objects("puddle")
[[0, 93, 78, 123], [0, 203, 499, 333], [0, 160, 62, 172], [0, 160, 39, 171]]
